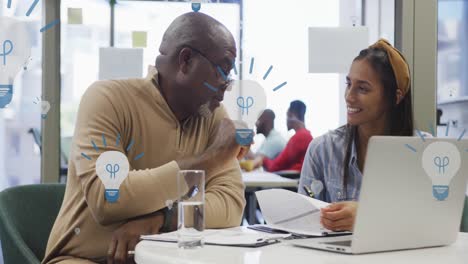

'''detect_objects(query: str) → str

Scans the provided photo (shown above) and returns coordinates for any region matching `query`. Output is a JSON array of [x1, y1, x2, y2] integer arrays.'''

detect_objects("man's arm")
[[200, 107, 246, 227], [74, 82, 182, 225], [204, 158, 245, 227]]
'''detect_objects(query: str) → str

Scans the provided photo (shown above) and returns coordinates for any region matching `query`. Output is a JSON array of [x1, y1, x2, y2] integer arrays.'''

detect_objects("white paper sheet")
[[256, 189, 332, 236], [141, 227, 290, 246]]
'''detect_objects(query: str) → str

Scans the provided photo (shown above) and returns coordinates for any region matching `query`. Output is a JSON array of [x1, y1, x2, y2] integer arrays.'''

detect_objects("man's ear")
[[178, 48, 194, 74], [396, 89, 404, 105]]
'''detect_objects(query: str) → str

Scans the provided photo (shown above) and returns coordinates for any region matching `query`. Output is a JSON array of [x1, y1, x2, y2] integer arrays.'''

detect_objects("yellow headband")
[[369, 39, 411, 96]]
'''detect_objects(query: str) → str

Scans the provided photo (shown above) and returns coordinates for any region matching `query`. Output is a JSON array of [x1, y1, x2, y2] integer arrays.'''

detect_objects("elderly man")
[[43, 12, 246, 264]]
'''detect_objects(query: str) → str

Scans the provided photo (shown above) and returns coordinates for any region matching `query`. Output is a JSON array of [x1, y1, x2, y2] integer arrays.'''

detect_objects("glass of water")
[[177, 170, 205, 249]]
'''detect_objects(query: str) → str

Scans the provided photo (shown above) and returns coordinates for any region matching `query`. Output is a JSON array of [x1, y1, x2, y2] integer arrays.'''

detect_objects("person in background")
[[240, 109, 287, 171], [254, 109, 287, 159], [251, 100, 313, 172], [299, 39, 414, 232]]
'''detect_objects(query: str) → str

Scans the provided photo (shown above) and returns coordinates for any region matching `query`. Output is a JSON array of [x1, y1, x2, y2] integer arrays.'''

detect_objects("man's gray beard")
[[197, 102, 213, 118]]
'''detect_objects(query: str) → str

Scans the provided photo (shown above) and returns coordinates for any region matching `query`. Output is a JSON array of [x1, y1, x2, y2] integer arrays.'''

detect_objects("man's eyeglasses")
[[184, 45, 234, 91]]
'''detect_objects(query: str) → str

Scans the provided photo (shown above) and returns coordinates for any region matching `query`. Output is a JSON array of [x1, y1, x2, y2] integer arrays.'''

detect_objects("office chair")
[[461, 196, 468, 232], [0, 184, 65, 264]]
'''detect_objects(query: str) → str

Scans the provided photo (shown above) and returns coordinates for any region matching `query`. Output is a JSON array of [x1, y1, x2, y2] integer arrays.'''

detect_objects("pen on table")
[[302, 186, 314, 198]]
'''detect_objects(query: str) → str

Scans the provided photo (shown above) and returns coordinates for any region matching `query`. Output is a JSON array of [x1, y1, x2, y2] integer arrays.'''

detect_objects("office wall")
[[396, 0, 437, 133]]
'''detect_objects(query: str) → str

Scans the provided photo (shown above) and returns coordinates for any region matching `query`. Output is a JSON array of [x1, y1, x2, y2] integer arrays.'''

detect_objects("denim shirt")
[[298, 126, 362, 203], [298, 127, 430, 203]]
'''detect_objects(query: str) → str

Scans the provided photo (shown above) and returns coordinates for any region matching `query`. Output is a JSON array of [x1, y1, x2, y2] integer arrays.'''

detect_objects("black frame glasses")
[[184, 45, 234, 91]]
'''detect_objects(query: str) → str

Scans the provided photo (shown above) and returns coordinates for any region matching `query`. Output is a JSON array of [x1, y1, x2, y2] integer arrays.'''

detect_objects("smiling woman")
[[298, 39, 414, 232]]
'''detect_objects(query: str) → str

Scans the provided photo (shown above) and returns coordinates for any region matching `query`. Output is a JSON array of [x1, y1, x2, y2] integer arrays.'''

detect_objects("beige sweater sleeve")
[[73, 82, 180, 226], [203, 106, 246, 228], [204, 158, 246, 228]]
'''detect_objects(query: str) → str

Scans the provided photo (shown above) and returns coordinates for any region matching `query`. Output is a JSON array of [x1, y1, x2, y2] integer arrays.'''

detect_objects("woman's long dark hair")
[[342, 47, 414, 200]]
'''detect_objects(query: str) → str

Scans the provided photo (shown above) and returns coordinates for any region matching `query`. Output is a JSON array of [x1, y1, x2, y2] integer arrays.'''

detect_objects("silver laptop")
[[292, 136, 468, 254]]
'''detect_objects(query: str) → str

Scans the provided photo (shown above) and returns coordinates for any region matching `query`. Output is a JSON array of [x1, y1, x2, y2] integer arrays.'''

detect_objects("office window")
[[59, 0, 378, 154], [436, 0, 468, 138], [60, 0, 111, 138], [437, 0, 467, 101], [0, 1, 43, 190], [243, 0, 346, 150], [60, 0, 240, 144], [114, 0, 240, 77]]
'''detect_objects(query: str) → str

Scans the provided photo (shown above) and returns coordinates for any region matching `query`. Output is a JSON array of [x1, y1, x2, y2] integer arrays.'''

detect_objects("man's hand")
[[231, 119, 253, 161], [252, 155, 264, 170], [177, 118, 242, 171], [207, 118, 242, 161], [237, 145, 251, 160], [320, 201, 358, 231], [107, 212, 164, 264]]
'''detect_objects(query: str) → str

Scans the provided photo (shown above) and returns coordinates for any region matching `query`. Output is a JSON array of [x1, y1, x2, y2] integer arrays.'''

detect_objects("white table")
[[135, 231, 468, 264], [242, 171, 298, 224], [242, 171, 298, 188]]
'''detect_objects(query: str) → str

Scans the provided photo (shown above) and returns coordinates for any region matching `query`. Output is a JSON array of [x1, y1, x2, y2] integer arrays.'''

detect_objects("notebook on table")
[[141, 227, 291, 248]]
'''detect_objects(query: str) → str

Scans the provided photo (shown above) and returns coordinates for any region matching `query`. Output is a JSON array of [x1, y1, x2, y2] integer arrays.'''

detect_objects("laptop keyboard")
[[323, 240, 352, 247]]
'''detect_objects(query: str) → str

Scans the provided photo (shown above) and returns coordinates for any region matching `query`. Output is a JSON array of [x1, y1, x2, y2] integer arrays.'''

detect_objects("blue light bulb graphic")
[[237, 96, 254, 116], [0, 84, 13, 108], [1, 40, 13, 65], [192, 1, 201, 12], [1, 17, 32, 109], [106, 163, 120, 179], [233, 120, 254, 146], [0, 39, 14, 108], [422, 142, 461, 201], [96, 151, 130, 203]]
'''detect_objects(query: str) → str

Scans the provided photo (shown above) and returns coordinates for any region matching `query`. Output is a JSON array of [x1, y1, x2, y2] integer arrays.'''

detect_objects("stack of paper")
[[141, 227, 290, 248]]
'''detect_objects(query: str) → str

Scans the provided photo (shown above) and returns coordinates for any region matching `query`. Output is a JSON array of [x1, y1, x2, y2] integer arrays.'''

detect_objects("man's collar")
[[146, 65, 158, 80]]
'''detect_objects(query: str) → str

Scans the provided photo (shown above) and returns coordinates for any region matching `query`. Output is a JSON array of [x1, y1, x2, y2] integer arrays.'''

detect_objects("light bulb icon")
[[192, 0, 201, 12], [225, 80, 267, 128], [310, 180, 324, 197], [0, 16, 32, 109], [237, 96, 254, 115], [40, 100, 51, 119], [225, 80, 266, 146], [422, 142, 461, 201], [96, 151, 130, 203], [233, 120, 254, 146]]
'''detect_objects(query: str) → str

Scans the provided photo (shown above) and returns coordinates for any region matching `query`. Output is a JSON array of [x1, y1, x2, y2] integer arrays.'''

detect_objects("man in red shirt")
[[252, 100, 313, 172]]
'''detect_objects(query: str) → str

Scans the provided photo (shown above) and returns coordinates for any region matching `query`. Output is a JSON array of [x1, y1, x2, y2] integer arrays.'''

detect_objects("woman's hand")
[[320, 201, 358, 231]]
